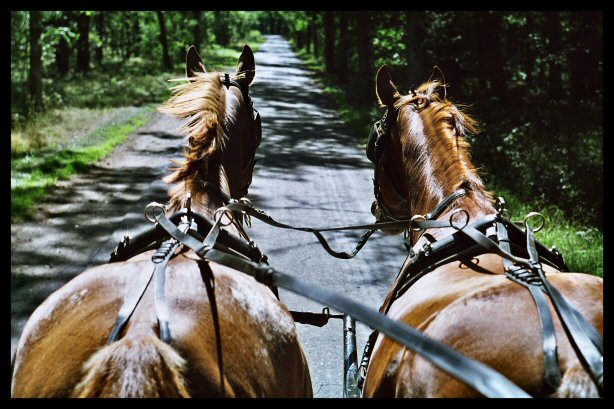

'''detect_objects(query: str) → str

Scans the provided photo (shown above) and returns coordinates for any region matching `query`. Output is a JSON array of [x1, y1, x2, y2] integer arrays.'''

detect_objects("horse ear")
[[237, 44, 255, 86], [186, 45, 206, 81], [376, 64, 399, 108]]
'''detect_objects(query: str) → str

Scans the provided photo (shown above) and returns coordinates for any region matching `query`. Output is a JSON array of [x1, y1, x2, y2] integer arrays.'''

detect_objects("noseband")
[[366, 106, 401, 221]]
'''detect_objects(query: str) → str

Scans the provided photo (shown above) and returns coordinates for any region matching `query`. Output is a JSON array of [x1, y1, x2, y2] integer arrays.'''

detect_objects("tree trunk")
[[28, 11, 43, 112], [404, 11, 426, 86], [546, 12, 563, 99], [95, 11, 104, 64], [55, 35, 70, 77], [569, 11, 602, 101], [156, 11, 173, 70], [324, 11, 335, 74], [305, 18, 311, 53], [214, 11, 230, 47], [132, 12, 141, 58], [76, 11, 91, 73], [477, 11, 506, 98], [124, 12, 132, 60], [192, 10, 203, 50], [312, 12, 319, 58], [523, 12, 536, 86], [337, 12, 349, 84], [355, 12, 373, 104]]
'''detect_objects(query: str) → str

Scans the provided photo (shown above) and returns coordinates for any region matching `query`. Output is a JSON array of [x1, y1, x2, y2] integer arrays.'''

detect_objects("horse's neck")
[[410, 175, 495, 244], [169, 164, 243, 238]]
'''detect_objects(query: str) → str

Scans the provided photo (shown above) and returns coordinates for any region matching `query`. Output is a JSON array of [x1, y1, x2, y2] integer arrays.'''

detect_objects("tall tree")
[[156, 11, 173, 70], [192, 10, 204, 50], [76, 11, 91, 73], [355, 11, 373, 103], [214, 11, 230, 46], [404, 11, 426, 85], [49, 11, 73, 77], [311, 12, 319, 58], [324, 11, 335, 74], [28, 11, 43, 112], [546, 12, 563, 99], [477, 11, 506, 98], [569, 11, 602, 101], [95, 11, 104, 64], [336, 12, 349, 84]]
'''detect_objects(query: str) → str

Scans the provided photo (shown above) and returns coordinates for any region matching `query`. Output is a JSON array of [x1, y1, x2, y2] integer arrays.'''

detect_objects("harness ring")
[[523, 212, 545, 233], [449, 208, 470, 230], [145, 202, 167, 224], [214, 207, 236, 227]]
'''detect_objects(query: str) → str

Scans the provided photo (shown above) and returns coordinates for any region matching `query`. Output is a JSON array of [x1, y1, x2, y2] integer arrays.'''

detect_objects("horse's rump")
[[11, 254, 312, 397], [365, 256, 602, 397]]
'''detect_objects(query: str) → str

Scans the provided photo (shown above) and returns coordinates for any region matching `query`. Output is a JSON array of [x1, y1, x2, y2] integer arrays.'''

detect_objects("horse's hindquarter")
[[165, 255, 312, 397], [12, 253, 311, 398], [363, 254, 603, 397], [11, 262, 137, 397]]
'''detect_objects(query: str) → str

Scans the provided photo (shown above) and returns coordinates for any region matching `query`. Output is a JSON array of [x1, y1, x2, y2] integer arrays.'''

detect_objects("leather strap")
[[152, 239, 180, 343], [197, 260, 225, 397], [498, 222, 561, 391], [525, 226, 603, 391], [459, 221, 602, 392], [154, 211, 530, 398], [107, 265, 156, 344]]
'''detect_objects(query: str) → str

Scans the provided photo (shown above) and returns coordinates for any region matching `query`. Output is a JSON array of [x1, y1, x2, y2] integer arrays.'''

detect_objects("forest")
[[11, 11, 602, 274]]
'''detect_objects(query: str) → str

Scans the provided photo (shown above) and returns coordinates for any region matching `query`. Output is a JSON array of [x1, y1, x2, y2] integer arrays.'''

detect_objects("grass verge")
[[491, 186, 603, 277], [11, 108, 153, 222]]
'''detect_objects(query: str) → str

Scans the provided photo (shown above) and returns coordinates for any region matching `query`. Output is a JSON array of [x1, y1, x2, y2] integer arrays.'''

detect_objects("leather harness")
[[100, 79, 602, 398], [359, 103, 604, 395]]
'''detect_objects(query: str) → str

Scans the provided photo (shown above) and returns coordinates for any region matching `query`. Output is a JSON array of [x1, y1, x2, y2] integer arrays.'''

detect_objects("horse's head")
[[160, 45, 262, 214], [368, 65, 493, 239]]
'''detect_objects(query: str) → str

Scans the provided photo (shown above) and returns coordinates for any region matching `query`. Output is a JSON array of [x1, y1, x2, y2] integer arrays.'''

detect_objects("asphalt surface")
[[10, 34, 408, 397]]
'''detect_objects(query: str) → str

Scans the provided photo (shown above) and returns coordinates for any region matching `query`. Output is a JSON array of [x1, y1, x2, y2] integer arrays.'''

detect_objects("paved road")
[[243, 35, 408, 397], [11, 35, 408, 397]]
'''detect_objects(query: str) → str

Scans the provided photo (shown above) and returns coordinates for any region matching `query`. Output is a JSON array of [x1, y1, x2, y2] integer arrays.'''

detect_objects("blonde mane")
[[394, 80, 492, 205], [159, 72, 227, 185]]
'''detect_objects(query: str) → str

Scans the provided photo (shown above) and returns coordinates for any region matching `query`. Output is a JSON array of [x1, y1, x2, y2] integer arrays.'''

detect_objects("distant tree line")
[[264, 11, 603, 227], [11, 11, 262, 114]]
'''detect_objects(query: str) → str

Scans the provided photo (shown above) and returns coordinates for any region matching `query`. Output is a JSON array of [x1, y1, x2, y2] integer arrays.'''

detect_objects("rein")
[[145, 202, 531, 398]]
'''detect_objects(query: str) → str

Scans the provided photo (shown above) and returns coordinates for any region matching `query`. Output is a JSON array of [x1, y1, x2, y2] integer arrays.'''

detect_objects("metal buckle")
[[495, 196, 510, 219], [410, 214, 427, 232]]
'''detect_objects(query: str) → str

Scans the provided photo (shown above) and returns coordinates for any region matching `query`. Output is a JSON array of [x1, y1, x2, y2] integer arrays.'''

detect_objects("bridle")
[[366, 105, 402, 221], [184, 72, 261, 201]]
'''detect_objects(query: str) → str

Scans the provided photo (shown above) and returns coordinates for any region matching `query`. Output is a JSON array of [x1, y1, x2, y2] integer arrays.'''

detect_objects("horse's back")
[[364, 254, 602, 397], [12, 253, 312, 397], [163, 255, 312, 397]]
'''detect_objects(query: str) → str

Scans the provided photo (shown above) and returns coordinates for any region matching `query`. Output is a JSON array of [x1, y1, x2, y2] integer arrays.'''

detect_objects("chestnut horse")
[[11, 45, 312, 398], [361, 65, 602, 398]]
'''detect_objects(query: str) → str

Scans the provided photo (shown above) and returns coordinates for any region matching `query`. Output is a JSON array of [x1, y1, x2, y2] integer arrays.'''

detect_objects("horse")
[[360, 65, 603, 398], [11, 45, 312, 398]]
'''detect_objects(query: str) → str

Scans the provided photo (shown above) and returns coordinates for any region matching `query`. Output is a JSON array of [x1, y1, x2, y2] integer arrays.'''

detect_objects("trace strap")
[[154, 211, 531, 398]]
